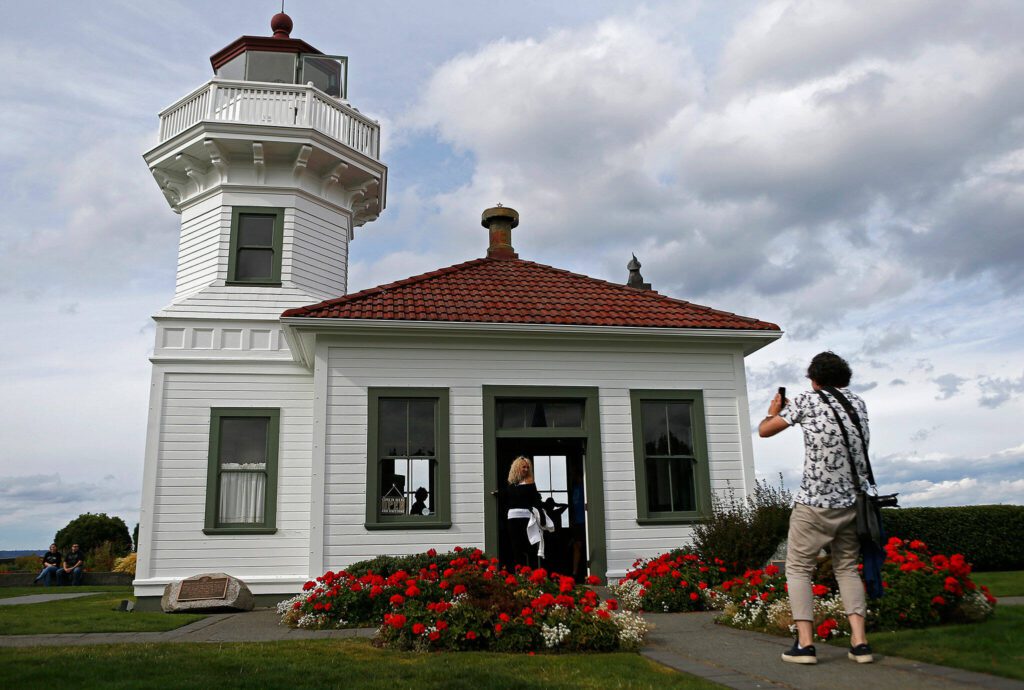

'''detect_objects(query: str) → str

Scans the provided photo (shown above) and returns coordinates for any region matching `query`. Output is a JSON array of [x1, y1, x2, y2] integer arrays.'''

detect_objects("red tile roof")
[[282, 257, 780, 331]]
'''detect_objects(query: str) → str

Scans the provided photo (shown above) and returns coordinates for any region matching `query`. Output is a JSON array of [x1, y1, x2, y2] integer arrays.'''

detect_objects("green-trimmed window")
[[630, 390, 711, 523], [204, 408, 279, 534], [365, 388, 450, 530], [227, 207, 283, 285]]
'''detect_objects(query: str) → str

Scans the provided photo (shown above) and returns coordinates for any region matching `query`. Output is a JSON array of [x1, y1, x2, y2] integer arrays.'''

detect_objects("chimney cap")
[[481, 205, 519, 229]]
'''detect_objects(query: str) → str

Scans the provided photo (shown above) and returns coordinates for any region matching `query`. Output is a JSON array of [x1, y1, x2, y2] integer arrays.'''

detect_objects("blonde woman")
[[503, 456, 545, 570]]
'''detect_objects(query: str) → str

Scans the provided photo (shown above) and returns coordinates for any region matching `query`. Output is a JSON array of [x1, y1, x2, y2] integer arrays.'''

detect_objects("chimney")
[[626, 254, 651, 290], [481, 205, 519, 259]]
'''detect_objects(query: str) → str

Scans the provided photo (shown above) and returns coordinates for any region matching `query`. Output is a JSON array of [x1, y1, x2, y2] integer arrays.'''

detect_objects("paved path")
[[2, 601, 1021, 690], [0, 592, 105, 606], [0, 608, 374, 648], [641, 611, 1023, 690]]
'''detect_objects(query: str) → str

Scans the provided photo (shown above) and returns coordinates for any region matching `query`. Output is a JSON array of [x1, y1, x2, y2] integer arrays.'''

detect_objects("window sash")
[[630, 390, 710, 522], [205, 408, 280, 533], [365, 388, 451, 529], [227, 207, 283, 285]]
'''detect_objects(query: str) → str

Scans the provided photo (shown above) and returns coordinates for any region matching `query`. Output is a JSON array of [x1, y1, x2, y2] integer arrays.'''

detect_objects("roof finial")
[[627, 253, 651, 290], [271, 8, 293, 38], [482, 205, 520, 260]]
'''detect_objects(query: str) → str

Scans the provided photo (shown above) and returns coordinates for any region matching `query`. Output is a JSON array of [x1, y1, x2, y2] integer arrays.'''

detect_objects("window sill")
[[364, 521, 453, 531], [635, 515, 708, 526], [225, 281, 282, 287], [203, 527, 278, 535]]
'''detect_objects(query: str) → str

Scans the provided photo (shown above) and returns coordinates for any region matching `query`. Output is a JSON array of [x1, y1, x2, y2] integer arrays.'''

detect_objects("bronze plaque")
[[178, 576, 229, 602]]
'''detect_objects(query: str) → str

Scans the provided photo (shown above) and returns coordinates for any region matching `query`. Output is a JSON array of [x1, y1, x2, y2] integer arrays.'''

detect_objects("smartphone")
[[778, 386, 786, 409]]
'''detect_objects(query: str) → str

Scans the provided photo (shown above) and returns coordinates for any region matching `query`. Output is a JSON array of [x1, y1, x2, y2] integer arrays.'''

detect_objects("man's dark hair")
[[807, 351, 852, 387]]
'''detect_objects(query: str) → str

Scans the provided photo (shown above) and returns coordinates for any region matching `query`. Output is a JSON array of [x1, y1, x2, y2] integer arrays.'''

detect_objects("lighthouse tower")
[[134, 13, 385, 601], [144, 11, 385, 318]]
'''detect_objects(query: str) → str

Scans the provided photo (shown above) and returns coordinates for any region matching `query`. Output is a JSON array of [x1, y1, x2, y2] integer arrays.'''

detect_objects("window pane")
[[641, 402, 670, 455], [219, 417, 268, 466], [379, 457, 435, 517], [534, 455, 552, 493], [497, 401, 529, 429], [238, 215, 275, 246], [236, 248, 274, 280], [407, 399, 435, 456], [217, 53, 246, 80], [379, 399, 407, 456], [302, 55, 343, 97], [666, 403, 693, 455], [246, 51, 296, 84], [645, 458, 696, 513], [543, 401, 583, 427], [218, 471, 266, 524]]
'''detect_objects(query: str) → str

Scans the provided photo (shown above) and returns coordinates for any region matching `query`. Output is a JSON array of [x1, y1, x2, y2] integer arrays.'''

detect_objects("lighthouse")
[[143, 11, 386, 317], [134, 13, 388, 603]]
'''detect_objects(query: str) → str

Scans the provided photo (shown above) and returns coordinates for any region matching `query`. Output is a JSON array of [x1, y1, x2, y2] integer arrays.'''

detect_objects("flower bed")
[[609, 549, 729, 613], [279, 547, 647, 653]]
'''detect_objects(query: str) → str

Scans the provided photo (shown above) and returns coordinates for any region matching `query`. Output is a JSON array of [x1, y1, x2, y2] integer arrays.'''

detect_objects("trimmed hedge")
[[882, 505, 1024, 571]]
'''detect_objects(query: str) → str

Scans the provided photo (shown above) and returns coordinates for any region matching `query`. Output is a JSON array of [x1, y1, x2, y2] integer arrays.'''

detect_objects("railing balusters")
[[159, 80, 380, 158]]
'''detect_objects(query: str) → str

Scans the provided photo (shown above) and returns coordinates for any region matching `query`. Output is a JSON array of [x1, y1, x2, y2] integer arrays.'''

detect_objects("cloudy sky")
[[2, 1, 1022, 549]]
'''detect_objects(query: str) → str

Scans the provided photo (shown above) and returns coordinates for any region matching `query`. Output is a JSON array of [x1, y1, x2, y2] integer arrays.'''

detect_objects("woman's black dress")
[[503, 482, 544, 570]]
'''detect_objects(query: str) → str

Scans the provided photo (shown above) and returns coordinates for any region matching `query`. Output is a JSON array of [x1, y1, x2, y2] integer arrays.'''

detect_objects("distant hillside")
[[0, 550, 44, 558]]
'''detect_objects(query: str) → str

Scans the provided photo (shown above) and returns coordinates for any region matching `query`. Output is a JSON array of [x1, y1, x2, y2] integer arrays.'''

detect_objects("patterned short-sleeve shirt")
[[778, 388, 871, 509]]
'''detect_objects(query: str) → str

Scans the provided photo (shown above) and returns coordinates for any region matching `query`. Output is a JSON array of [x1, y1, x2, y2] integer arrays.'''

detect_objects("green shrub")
[[692, 476, 792, 574], [55, 513, 132, 558], [882, 505, 1024, 571], [13, 554, 42, 572], [85, 541, 119, 571]]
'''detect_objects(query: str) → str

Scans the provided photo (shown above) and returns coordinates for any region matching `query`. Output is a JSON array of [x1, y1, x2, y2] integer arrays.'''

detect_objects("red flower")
[[698, 582, 708, 590], [369, 585, 383, 598], [466, 631, 477, 640], [302, 581, 315, 591], [495, 623, 503, 634], [499, 613, 510, 622], [324, 603, 332, 611], [690, 592, 699, 601], [606, 599, 618, 611], [405, 586, 421, 597], [597, 609, 611, 619], [428, 631, 440, 641], [909, 540, 927, 551], [525, 617, 534, 626], [765, 564, 779, 576], [586, 575, 601, 585], [812, 584, 829, 597], [436, 620, 448, 630], [426, 548, 437, 557], [816, 618, 837, 639], [412, 623, 425, 635], [389, 594, 405, 606], [453, 584, 467, 596], [931, 596, 947, 607], [388, 614, 407, 629]]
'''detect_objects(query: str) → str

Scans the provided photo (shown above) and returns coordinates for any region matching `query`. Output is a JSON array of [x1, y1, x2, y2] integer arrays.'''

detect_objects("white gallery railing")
[[158, 78, 380, 159]]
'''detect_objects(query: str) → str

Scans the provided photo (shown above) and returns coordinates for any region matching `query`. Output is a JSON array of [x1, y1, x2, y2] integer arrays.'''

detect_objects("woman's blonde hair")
[[507, 456, 534, 485]]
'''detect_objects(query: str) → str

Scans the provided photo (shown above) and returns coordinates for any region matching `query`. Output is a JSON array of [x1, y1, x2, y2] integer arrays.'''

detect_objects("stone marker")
[[161, 573, 254, 613]]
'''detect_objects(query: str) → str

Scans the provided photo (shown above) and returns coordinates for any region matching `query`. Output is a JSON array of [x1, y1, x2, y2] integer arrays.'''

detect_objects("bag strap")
[[824, 386, 878, 487], [815, 389, 871, 492]]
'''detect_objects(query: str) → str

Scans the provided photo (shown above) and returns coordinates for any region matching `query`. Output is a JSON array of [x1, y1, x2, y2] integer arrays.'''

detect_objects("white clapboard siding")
[[150, 369, 314, 579], [323, 340, 750, 578], [163, 193, 350, 318]]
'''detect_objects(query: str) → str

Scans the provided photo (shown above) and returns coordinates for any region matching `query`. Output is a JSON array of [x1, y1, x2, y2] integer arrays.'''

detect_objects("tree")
[[54, 513, 132, 558], [133, 523, 140, 553]]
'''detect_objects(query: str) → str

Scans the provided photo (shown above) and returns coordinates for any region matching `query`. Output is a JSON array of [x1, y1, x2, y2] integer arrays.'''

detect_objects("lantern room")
[[210, 12, 348, 99]]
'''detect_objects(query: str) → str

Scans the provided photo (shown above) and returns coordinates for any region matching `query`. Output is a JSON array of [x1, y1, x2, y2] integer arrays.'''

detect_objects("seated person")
[[57, 543, 85, 586], [410, 487, 430, 516], [33, 544, 61, 586]]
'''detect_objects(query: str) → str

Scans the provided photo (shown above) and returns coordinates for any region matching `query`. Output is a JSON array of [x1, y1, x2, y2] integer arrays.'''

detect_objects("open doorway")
[[495, 437, 588, 579]]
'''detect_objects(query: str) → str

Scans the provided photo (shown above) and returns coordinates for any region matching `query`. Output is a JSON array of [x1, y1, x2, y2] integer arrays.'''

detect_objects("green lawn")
[[837, 606, 1023, 681], [1, 639, 721, 690], [0, 589, 205, 634], [972, 570, 1024, 598], [0, 585, 132, 600]]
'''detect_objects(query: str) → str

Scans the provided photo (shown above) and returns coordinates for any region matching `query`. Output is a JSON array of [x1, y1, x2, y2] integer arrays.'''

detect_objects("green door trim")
[[482, 385, 608, 583]]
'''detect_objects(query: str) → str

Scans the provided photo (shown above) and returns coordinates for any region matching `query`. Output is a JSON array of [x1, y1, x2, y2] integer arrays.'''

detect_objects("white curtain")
[[219, 470, 266, 524]]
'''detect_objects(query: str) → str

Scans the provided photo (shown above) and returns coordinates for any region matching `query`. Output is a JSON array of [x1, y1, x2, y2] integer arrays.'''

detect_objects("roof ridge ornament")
[[482, 205, 519, 260], [627, 253, 651, 290]]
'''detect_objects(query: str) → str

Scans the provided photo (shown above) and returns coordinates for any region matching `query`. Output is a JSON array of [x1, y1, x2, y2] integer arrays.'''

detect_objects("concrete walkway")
[[0, 608, 374, 648], [0, 592, 105, 606], [642, 611, 1023, 690], [2, 600, 1021, 690]]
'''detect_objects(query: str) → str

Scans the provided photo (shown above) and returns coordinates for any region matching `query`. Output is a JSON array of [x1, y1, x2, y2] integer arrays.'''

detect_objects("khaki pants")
[[785, 503, 866, 621]]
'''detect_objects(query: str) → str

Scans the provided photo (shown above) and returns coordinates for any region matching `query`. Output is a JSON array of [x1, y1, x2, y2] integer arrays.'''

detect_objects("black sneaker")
[[848, 643, 874, 663], [782, 641, 817, 664]]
